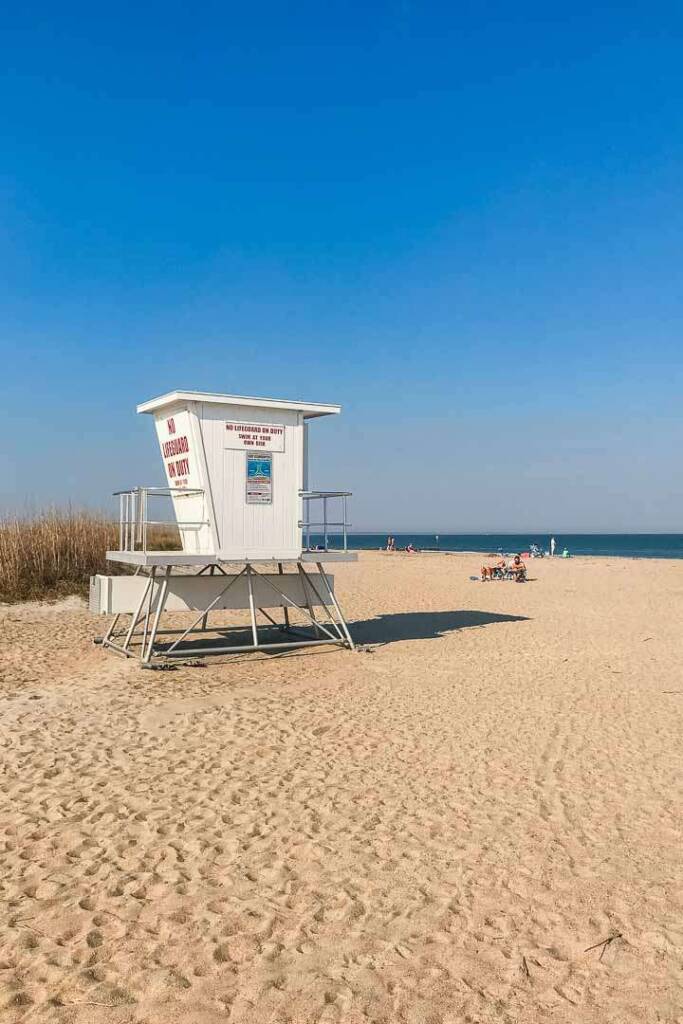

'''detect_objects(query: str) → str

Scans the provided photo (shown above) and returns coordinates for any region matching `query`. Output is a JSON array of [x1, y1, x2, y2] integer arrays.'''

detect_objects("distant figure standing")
[[550, 536, 556, 557]]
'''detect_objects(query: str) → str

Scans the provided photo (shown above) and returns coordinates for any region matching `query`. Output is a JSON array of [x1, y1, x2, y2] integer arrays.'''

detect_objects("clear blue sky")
[[2, 2, 682, 531]]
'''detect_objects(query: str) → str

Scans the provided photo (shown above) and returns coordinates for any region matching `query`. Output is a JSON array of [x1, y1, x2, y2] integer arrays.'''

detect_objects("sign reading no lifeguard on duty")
[[225, 421, 285, 451]]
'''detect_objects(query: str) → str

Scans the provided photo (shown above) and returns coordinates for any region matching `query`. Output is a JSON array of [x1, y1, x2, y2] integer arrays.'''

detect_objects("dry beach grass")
[[0, 551, 681, 1022], [0, 512, 180, 603], [0, 511, 117, 603]]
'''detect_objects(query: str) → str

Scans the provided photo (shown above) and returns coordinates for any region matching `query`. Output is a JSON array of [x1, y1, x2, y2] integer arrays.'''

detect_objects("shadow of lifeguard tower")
[[90, 390, 355, 665]]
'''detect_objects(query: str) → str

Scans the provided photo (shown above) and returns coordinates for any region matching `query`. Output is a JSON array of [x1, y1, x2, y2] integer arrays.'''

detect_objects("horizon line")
[[344, 530, 683, 536]]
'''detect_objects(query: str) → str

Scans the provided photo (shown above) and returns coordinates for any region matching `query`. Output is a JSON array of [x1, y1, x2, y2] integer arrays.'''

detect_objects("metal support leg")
[[201, 565, 215, 631], [99, 562, 352, 663], [257, 607, 281, 630], [100, 614, 121, 645], [140, 567, 157, 655], [245, 564, 259, 648], [316, 562, 355, 650], [297, 564, 346, 643], [297, 563, 321, 636], [142, 567, 171, 663], [165, 566, 248, 654], [99, 565, 143, 648], [254, 567, 340, 643], [122, 575, 153, 653], [197, 563, 228, 576], [259, 606, 317, 640], [278, 562, 290, 631]]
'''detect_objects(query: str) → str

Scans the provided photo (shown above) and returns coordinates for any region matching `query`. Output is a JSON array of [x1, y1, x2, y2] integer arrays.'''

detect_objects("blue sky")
[[1, 2, 682, 530]]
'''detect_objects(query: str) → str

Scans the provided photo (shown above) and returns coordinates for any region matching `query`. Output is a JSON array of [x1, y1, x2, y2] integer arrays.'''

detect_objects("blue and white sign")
[[246, 452, 273, 504]]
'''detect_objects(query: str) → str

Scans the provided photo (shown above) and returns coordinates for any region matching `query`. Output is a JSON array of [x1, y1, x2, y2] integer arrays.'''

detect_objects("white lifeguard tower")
[[90, 390, 355, 664]]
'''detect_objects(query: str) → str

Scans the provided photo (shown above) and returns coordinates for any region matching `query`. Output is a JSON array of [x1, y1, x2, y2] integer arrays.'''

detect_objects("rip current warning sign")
[[246, 452, 273, 505]]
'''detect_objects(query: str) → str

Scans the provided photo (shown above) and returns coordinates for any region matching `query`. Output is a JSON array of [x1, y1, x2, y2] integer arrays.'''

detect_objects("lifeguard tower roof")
[[137, 390, 340, 419]]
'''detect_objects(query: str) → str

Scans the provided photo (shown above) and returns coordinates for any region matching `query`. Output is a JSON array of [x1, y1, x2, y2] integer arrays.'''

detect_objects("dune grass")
[[0, 510, 180, 603]]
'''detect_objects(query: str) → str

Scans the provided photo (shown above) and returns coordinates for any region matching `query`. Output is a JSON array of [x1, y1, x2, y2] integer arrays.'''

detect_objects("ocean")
[[311, 533, 683, 559]]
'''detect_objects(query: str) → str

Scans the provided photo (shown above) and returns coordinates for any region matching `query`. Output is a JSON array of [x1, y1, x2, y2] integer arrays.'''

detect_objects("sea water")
[[311, 534, 683, 559]]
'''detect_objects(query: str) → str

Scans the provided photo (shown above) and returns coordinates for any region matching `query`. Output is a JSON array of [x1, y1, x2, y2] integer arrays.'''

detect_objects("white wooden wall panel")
[[197, 402, 303, 560]]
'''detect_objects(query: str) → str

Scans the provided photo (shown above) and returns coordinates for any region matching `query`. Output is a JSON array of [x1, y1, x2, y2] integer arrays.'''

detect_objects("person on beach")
[[550, 536, 556, 557], [510, 554, 527, 582]]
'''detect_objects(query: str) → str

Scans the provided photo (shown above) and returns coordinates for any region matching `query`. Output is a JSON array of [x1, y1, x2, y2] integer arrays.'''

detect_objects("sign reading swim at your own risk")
[[225, 421, 285, 451], [246, 453, 273, 504]]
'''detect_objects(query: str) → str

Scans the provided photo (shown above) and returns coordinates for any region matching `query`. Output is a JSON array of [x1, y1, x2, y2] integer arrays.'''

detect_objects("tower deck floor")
[[106, 550, 358, 567]]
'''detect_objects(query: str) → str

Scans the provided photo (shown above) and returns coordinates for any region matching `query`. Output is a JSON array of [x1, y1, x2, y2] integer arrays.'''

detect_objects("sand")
[[1, 551, 682, 1023]]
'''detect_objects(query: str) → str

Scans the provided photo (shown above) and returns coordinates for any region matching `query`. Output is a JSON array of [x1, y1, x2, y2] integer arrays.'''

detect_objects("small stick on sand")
[[584, 932, 622, 959], [522, 955, 531, 979], [62, 1001, 128, 1008]]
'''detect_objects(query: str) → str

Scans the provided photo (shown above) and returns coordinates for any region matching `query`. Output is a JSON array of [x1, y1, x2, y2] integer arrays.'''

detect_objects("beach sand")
[[1, 551, 681, 1023]]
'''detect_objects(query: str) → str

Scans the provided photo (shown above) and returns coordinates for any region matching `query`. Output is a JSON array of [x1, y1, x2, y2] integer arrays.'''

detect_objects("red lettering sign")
[[161, 436, 190, 458]]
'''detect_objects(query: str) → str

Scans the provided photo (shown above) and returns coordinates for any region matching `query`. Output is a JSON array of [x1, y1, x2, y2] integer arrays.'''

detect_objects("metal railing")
[[300, 490, 352, 552], [114, 486, 208, 553]]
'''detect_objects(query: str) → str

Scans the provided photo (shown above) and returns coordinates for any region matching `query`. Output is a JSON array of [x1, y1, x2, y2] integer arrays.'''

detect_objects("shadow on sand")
[[350, 609, 530, 647], [147, 611, 530, 663]]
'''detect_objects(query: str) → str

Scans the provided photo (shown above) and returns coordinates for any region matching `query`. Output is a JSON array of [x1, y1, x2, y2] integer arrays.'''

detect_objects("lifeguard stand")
[[90, 390, 355, 664]]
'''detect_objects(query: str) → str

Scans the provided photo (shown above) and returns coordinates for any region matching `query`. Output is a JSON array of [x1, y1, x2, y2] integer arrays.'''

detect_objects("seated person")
[[509, 554, 527, 581], [406, 543, 416, 553]]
